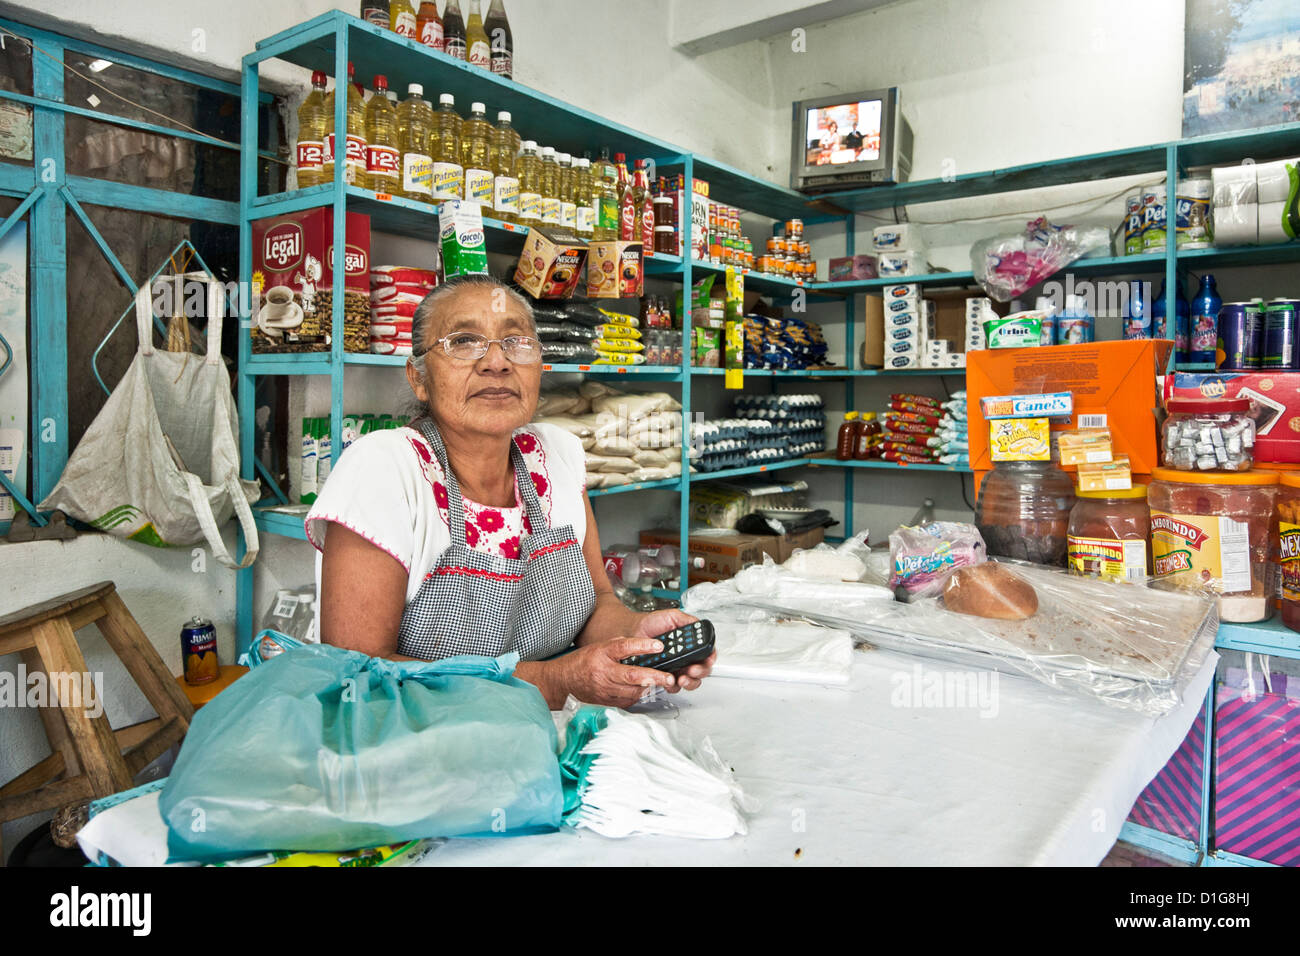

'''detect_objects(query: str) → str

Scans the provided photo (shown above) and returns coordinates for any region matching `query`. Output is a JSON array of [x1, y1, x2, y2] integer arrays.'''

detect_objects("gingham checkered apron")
[[396, 418, 596, 661]]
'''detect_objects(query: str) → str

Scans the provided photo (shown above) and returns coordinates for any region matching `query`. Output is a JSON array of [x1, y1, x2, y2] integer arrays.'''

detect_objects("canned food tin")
[[181, 616, 219, 685], [1263, 300, 1297, 369], [765, 236, 779, 255], [799, 240, 811, 259], [786, 219, 803, 239], [1216, 301, 1264, 370]]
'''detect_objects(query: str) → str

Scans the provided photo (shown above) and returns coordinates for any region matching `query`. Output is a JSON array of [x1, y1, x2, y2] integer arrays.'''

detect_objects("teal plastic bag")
[[159, 641, 562, 863]]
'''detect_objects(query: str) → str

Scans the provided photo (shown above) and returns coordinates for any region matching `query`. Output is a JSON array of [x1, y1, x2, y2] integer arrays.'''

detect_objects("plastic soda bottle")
[[443, 0, 468, 60]]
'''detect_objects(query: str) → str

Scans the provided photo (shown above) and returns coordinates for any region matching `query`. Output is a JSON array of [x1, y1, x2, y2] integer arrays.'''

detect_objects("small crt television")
[[790, 87, 913, 193]]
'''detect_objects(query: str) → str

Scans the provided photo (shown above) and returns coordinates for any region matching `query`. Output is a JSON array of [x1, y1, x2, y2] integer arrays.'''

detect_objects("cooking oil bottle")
[[492, 110, 520, 224], [431, 93, 463, 201], [557, 153, 576, 233], [517, 140, 541, 227], [322, 62, 366, 186], [295, 70, 328, 189], [465, 0, 491, 70], [539, 146, 560, 228], [593, 147, 619, 240], [573, 157, 594, 239], [460, 101, 494, 213], [363, 75, 400, 194], [394, 83, 434, 202]]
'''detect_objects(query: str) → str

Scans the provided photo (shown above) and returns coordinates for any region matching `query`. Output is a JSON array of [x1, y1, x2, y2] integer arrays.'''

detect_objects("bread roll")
[[942, 562, 1038, 620]]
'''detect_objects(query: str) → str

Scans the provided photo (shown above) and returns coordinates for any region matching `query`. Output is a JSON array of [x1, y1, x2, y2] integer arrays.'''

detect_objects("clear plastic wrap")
[[971, 217, 1112, 302], [686, 559, 1217, 716]]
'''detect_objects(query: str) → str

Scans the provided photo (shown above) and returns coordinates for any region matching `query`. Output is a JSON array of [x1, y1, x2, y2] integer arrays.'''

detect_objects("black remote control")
[[621, 620, 715, 673]]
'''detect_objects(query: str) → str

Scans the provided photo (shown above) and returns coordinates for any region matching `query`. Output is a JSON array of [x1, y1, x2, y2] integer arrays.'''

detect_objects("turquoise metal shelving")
[[235, 14, 1299, 867]]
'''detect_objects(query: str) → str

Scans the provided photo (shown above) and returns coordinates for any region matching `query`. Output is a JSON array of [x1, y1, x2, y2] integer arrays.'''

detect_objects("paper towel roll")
[[1213, 164, 1258, 204], [1255, 159, 1296, 204], [873, 223, 923, 252], [1214, 201, 1258, 246], [1259, 201, 1289, 244]]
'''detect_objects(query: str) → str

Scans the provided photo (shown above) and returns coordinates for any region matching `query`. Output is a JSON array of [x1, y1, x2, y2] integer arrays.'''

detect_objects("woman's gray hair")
[[407, 274, 536, 380]]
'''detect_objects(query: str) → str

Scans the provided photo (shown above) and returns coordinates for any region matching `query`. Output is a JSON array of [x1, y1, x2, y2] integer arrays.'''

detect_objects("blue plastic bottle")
[[1152, 278, 1189, 357], [1189, 274, 1221, 366], [1123, 279, 1152, 338]]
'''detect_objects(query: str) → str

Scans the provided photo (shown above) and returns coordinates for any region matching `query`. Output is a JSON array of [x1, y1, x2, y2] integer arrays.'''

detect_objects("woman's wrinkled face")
[[406, 286, 541, 440]]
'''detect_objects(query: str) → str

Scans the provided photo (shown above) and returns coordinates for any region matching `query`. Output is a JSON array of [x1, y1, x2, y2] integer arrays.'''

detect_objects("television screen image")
[[804, 100, 882, 166]]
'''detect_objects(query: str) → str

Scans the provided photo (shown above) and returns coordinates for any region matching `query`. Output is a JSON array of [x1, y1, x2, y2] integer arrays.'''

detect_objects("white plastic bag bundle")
[[39, 278, 259, 568], [565, 707, 752, 840]]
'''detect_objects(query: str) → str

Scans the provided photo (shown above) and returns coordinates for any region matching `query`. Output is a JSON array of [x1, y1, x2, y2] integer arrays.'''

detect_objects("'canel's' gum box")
[[980, 391, 1073, 419], [1166, 370, 1300, 464]]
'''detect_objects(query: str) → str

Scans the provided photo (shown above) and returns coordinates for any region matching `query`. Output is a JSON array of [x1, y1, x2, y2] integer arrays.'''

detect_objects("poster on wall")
[[1183, 0, 1300, 136], [0, 221, 27, 524]]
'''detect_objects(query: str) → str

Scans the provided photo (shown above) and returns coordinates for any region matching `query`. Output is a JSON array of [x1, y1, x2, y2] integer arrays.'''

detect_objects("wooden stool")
[[0, 582, 193, 865]]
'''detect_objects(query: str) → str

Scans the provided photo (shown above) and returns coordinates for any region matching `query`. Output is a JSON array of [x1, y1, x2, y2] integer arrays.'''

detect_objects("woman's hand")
[[546, 637, 679, 709], [631, 608, 716, 693]]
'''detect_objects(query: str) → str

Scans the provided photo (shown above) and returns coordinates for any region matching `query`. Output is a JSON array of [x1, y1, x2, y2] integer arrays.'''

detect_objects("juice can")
[[1216, 301, 1263, 370], [182, 617, 219, 685], [1263, 300, 1297, 369]]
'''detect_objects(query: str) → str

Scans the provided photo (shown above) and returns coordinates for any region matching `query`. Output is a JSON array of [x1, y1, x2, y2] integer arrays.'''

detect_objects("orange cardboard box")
[[967, 340, 1171, 490]]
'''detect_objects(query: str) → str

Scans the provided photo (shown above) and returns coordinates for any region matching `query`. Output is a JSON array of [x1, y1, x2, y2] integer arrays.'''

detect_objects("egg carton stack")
[[689, 420, 751, 473], [733, 394, 826, 461], [531, 381, 683, 490], [369, 266, 437, 356], [927, 391, 969, 468]]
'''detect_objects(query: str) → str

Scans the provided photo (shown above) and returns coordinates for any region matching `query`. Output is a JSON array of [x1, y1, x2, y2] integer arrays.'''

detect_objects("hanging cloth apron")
[[396, 418, 596, 661]]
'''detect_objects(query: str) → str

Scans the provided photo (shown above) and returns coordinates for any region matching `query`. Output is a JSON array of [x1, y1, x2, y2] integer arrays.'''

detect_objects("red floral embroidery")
[[478, 509, 504, 532], [464, 520, 480, 547], [514, 433, 537, 453], [530, 471, 548, 497], [501, 535, 521, 559], [522, 514, 532, 535], [433, 481, 449, 509], [409, 438, 432, 464]]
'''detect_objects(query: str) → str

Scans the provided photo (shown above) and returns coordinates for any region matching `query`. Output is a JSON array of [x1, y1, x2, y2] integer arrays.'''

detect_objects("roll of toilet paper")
[[1213, 200, 1258, 246], [1259, 201, 1290, 244], [876, 249, 930, 277], [1255, 159, 1296, 204], [1213, 164, 1258, 205], [873, 223, 923, 252]]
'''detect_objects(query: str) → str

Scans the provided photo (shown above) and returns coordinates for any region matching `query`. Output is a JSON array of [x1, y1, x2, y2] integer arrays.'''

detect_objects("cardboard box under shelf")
[[776, 526, 826, 562], [638, 529, 780, 585]]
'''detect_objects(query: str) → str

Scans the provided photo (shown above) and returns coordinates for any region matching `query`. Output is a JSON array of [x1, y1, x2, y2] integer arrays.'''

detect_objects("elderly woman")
[[305, 274, 714, 709]]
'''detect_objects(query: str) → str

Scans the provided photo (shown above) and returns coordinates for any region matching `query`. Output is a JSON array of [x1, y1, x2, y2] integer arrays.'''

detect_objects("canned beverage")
[[1216, 301, 1264, 369], [181, 616, 219, 685], [1263, 300, 1297, 369], [1123, 193, 1143, 255]]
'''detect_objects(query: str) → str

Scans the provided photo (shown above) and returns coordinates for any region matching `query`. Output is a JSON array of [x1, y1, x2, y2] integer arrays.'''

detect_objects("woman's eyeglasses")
[[421, 331, 543, 364]]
